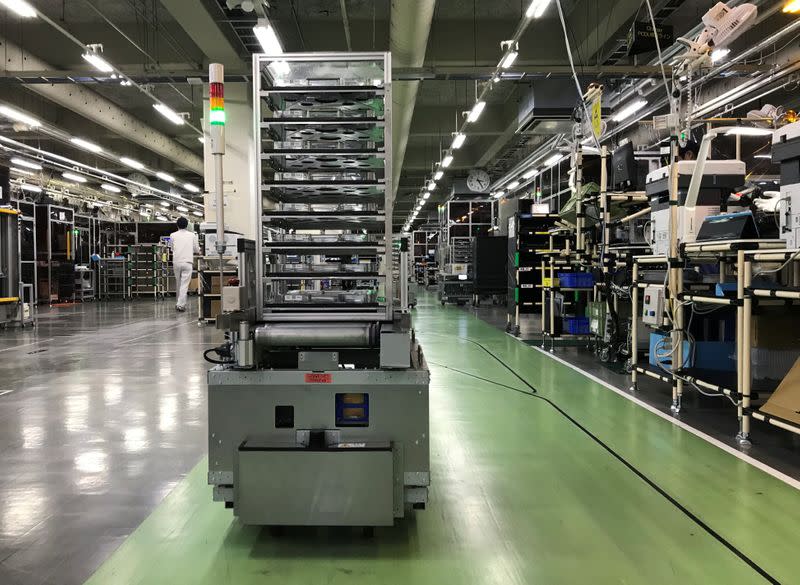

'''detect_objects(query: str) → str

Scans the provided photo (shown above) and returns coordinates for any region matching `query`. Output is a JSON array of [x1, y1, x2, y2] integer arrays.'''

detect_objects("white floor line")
[[526, 343, 800, 491], [0, 338, 54, 353]]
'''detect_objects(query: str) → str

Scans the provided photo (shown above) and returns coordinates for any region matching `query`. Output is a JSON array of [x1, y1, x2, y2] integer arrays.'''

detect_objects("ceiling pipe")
[[390, 0, 437, 204], [0, 35, 203, 175]]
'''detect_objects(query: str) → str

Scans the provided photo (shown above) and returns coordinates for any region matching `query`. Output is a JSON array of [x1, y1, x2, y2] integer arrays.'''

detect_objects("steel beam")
[[158, 0, 244, 68], [0, 36, 203, 174]]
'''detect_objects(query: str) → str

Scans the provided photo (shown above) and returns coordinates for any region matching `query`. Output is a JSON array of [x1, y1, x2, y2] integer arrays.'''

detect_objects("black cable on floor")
[[424, 334, 781, 585]]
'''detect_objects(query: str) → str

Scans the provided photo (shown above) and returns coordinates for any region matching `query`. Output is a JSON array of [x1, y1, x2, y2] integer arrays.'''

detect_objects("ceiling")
[[0, 0, 776, 228]]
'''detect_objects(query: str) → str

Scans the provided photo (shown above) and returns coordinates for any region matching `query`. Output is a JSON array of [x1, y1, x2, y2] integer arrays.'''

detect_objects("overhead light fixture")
[[198, 136, 206, 144], [0, 105, 41, 127], [500, 46, 519, 69], [725, 126, 774, 136], [434, 170, 444, 180], [507, 180, 520, 190], [101, 183, 121, 193], [754, 153, 772, 159], [192, 211, 203, 217], [156, 171, 175, 183], [176, 205, 189, 212], [19, 183, 42, 193], [70, 137, 103, 154], [526, 0, 552, 19], [612, 99, 648, 122], [711, 48, 731, 63], [427, 180, 436, 191], [11, 167, 34, 176], [62, 171, 87, 183], [153, 103, 185, 125], [253, 19, 283, 54], [467, 101, 486, 123], [452, 132, 467, 149], [441, 153, 454, 168], [522, 168, 539, 179], [120, 157, 145, 170], [785, 0, 800, 12], [423, 192, 431, 200], [11, 157, 41, 170], [492, 191, 504, 199], [159, 201, 171, 208], [82, 46, 114, 73], [544, 153, 563, 167], [183, 183, 200, 193], [0, 0, 37, 18]]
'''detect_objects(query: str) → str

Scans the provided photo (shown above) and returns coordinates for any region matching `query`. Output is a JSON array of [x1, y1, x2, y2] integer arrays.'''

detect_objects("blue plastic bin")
[[563, 316, 590, 335], [558, 272, 594, 288]]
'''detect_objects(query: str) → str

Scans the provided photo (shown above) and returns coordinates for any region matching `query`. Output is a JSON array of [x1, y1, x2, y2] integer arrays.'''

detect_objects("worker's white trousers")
[[174, 262, 193, 309]]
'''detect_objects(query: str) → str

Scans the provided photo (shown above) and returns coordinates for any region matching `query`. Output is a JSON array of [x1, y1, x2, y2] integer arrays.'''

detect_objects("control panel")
[[642, 285, 664, 327]]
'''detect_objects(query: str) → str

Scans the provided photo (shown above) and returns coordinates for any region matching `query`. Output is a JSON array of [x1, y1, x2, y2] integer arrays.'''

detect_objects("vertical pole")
[[667, 137, 682, 413], [209, 63, 226, 297], [631, 260, 639, 391], [600, 145, 609, 275], [575, 146, 584, 252], [737, 251, 753, 446]]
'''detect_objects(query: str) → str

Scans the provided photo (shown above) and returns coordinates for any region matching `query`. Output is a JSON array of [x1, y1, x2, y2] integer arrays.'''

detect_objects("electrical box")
[[642, 285, 664, 327]]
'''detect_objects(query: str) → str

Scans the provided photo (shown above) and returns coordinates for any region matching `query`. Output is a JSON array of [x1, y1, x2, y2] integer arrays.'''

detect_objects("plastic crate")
[[558, 272, 594, 288], [563, 316, 590, 335]]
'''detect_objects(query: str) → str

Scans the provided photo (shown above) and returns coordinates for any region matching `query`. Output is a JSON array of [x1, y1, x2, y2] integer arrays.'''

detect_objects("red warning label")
[[304, 373, 332, 383]]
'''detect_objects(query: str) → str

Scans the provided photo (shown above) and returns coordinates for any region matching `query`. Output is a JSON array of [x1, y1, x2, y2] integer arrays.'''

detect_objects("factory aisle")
[[77, 292, 800, 585]]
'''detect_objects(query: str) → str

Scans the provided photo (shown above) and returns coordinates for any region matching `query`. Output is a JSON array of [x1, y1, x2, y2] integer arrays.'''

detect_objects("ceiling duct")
[[516, 79, 579, 136]]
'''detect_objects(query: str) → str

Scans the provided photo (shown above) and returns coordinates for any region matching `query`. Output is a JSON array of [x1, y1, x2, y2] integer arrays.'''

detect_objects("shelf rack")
[[254, 52, 393, 322]]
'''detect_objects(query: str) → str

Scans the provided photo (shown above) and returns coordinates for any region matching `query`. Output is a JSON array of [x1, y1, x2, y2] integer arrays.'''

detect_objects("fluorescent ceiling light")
[[62, 171, 87, 183], [441, 154, 454, 168], [192, 211, 203, 217], [198, 136, 205, 144], [159, 201, 171, 208], [785, 0, 800, 12], [711, 48, 731, 63], [153, 103, 185, 125], [120, 157, 145, 170], [0, 105, 40, 127], [492, 190, 505, 199], [507, 180, 521, 190], [253, 20, 283, 54], [500, 51, 519, 69], [522, 168, 539, 179], [544, 153, 563, 167], [526, 0, 552, 18], [434, 170, 444, 180], [427, 180, 436, 191], [82, 50, 114, 73], [612, 99, 648, 122], [11, 167, 34, 176], [754, 154, 772, 159], [423, 192, 431, 200], [467, 101, 486, 123], [19, 183, 41, 193], [176, 205, 189, 212], [452, 132, 467, 149], [11, 157, 41, 170], [101, 183, 121, 193], [70, 137, 103, 154], [725, 126, 773, 136], [183, 183, 200, 193], [156, 171, 175, 183], [0, 0, 37, 18]]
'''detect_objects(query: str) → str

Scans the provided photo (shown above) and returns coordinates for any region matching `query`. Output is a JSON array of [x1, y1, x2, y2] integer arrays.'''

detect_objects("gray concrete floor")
[[0, 300, 222, 585]]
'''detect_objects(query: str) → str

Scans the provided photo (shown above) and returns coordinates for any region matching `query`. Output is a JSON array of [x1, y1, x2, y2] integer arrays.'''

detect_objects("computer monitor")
[[612, 142, 640, 190]]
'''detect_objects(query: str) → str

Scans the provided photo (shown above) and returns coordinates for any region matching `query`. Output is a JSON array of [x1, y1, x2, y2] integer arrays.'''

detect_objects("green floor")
[[85, 297, 800, 585]]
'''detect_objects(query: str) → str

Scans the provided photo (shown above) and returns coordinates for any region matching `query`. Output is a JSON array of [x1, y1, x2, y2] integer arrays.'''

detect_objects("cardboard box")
[[751, 308, 800, 349], [210, 299, 221, 319], [760, 357, 800, 425]]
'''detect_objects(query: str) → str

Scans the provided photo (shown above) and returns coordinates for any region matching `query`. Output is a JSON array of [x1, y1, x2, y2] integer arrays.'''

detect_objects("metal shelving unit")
[[255, 52, 393, 321]]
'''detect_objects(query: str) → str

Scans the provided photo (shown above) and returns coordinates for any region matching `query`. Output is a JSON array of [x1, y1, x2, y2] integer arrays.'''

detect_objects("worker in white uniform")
[[169, 217, 200, 312]]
